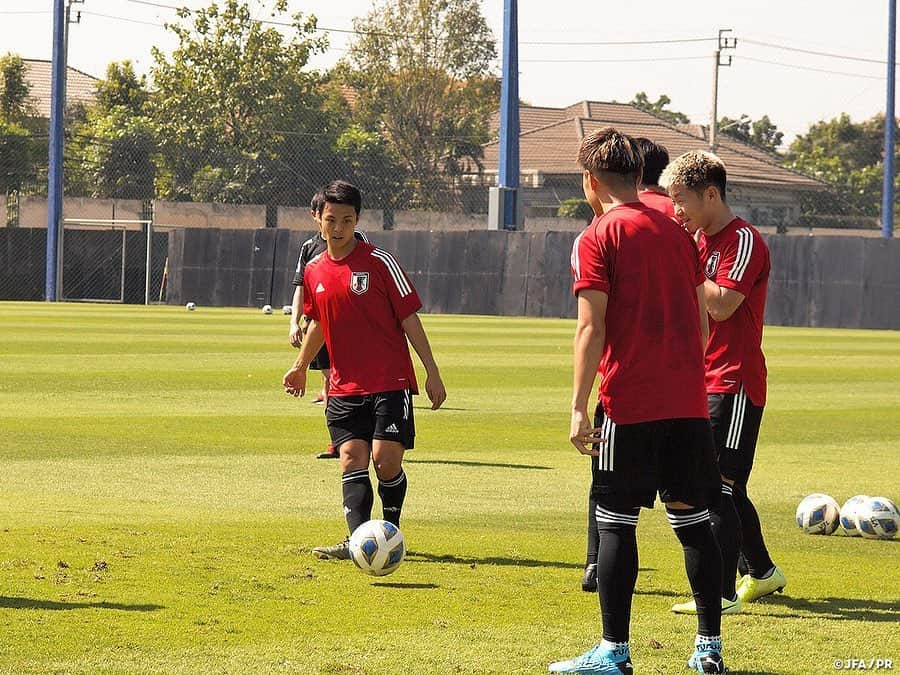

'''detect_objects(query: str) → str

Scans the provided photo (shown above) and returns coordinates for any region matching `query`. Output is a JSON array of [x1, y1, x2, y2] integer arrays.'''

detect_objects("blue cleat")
[[549, 643, 633, 674], [687, 637, 727, 673]]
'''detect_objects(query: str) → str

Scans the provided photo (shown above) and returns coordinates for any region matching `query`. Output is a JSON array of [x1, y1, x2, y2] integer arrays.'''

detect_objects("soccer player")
[[634, 137, 677, 220], [283, 180, 446, 561], [550, 128, 726, 675], [660, 151, 786, 614], [288, 190, 370, 459]]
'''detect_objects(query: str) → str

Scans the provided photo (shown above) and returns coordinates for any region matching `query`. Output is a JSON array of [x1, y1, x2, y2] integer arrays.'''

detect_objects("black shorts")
[[325, 390, 415, 450], [590, 404, 720, 510], [309, 344, 330, 371], [708, 390, 765, 484]]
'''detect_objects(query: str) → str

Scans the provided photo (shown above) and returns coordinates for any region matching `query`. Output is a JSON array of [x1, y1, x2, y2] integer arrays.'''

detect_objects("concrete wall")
[[153, 200, 265, 230], [162, 228, 900, 330], [19, 197, 146, 230]]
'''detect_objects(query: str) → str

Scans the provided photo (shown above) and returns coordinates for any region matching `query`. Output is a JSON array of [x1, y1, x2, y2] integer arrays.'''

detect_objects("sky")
[[0, 0, 894, 145]]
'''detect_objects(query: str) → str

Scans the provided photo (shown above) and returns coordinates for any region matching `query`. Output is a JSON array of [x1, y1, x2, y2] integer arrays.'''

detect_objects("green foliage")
[[0, 52, 34, 121], [150, 0, 331, 204], [0, 304, 898, 672], [335, 123, 407, 211], [0, 118, 34, 194], [630, 91, 689, 125], [556, 198, 594, 221], [342, 0, 499, 210], [719, 114, 784, 152]]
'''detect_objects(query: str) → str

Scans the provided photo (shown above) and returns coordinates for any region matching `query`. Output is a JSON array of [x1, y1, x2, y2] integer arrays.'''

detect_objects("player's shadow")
[[407, 550, 653, 572], [371, 582, 439, 589], [0, 596, 163, 612], [752, 595, 899, 622], [405, 459, 552, 470]]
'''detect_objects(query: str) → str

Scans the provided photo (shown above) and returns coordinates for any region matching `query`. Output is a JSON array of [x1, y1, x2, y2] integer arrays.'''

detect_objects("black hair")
[[633, 137, 670, 187], [319, 180, 362, 216], [309, 190, 325, 214]]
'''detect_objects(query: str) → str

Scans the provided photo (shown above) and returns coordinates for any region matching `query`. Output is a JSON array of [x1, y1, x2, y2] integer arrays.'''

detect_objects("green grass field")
[[0, 302, 898, 674]]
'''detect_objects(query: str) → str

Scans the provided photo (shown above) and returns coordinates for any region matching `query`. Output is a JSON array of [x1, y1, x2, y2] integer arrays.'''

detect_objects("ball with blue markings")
[[854, 496, 899, 540], [348, 519, 406, 576], [796, 493, 840, 535], [839, 495, 869, 536]]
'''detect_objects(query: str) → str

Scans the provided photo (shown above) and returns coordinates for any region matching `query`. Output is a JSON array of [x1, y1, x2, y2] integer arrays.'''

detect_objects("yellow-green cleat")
[[736, 566, 786, 603], [671, 596, 742, 615]]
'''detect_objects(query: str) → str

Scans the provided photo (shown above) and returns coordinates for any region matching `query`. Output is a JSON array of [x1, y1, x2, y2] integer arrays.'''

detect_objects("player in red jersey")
[[661, 151, 786, 614], [282, 180, 446, 560], [634, 137, 677, 221], [550, 128, 726, 675]]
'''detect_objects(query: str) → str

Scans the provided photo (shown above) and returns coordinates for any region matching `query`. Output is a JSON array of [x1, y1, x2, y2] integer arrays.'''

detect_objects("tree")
[[719, 114, 783, 153], [630, 92, 689, 125], [0, 53, 39, 197], [341, 0, 499, 210], [150, 0, 332, 204], [0, 52, 35, 122]]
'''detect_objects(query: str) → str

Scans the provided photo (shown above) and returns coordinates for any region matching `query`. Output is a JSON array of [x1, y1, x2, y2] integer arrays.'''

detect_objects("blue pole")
[[883, 0, 896, 238], [497, 0, 519, 229], [45, 0, 66, 300]]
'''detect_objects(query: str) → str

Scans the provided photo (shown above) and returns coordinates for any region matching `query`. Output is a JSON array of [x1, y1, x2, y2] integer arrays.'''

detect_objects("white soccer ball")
[[839, 495, 869, 536], [282, 305, 292, 315], [796, 493, 840, 535], [261, 304, 273, 315], [185, 302, 196, 311], [854, 496, 900, 540], [348, 519, 406, 577]]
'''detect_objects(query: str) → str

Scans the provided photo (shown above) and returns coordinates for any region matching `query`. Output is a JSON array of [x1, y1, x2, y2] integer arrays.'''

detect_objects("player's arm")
[[571, 289, 607, 456], [288, 285, 304, 348], [400, 313, 446, 410], [703, 280, 745, 322], [283, 320, 325, 397], [697, 285, 710, 350]]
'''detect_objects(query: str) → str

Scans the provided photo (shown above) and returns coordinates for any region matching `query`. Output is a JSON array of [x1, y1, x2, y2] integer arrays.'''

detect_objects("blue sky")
[[0, 0, 894, 144]]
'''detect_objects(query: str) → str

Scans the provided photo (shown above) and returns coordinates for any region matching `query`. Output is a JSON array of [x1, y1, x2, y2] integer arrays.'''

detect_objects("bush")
[[557, 198, 594, 221]]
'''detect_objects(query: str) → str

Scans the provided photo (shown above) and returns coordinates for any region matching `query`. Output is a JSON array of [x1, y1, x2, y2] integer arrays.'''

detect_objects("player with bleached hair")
[[661, 151, 786, 615]]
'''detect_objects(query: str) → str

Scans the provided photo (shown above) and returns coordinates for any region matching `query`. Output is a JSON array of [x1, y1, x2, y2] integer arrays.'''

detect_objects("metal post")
[[710, 49, 720, 152], [144, 220, 154, 305], [497, 0, 519, 230], [45, 0, 67, 301], [883, 0, 896, 238]]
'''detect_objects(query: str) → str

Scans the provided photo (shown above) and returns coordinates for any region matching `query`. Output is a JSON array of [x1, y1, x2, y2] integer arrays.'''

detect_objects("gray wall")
[[165, 228, 900, 330]]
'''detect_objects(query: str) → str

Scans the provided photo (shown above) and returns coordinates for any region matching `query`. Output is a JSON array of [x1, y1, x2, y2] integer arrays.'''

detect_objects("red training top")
[[571, 203, 708, 424], [697, 217, 770, 406], [303, 241, 421, 397], [638, 189, 678, 221]]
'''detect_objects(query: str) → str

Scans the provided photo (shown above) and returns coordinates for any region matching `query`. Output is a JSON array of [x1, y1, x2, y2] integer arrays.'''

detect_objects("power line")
[[520, 37, 716, 46], [519, 55, 709, 64], [740, 56, 885, 81], [81, 10, 167, 27], [0, 10, 49, 14], [743, 38, 895, 66]]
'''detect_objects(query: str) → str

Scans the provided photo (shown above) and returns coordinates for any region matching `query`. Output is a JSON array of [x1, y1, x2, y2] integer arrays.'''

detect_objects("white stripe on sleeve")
[[371, 249, 413, 297]]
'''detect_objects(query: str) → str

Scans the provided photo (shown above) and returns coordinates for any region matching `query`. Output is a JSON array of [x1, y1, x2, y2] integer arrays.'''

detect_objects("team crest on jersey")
[[705, 251, 720, 278], [350, 271, 370, 295]]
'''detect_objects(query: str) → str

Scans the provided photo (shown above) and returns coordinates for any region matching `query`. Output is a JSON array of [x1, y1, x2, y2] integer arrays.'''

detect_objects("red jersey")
[[639, 189, 677, 221], [697, 218, 769, 405], [571, 202, 708, 424], [303, 241, 422, 397]]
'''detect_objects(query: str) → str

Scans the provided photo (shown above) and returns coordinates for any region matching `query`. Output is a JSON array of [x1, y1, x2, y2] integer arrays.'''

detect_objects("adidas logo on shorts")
[[385, 423, 399, 434]]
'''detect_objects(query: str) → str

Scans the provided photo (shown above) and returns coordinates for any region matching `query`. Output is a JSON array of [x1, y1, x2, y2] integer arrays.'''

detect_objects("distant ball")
[[282, 305, 292, 315], [262, 304, 273, 314], [854, 496, 900, 540], [348, 519, 406, 577], [839, 495, 869, 536], [185, 302, 196, 311], [796, 493, 840, 535]]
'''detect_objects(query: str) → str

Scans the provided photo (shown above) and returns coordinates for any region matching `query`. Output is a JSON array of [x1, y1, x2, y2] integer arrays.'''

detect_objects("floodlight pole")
[[45, 0, 67, 301], [882, 0, 896, 238], [497, 0, 520, 229]]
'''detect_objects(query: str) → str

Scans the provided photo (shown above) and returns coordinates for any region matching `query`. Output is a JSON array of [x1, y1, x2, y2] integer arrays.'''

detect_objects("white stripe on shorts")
[[726, 387, 747, 450]]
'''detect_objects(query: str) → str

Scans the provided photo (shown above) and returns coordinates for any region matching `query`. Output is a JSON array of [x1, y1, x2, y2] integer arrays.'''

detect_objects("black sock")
[[342, 468, 373, 534], [377, 469, 407, 527], [732, 480, 775, 577], [594, 505, 640, 643], [709, 483, 742, 600], [668, 507, 722, 637], [586, 489, 600, 566]]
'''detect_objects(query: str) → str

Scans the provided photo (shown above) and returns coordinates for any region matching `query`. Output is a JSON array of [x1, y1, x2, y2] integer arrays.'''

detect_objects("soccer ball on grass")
[[261, 304, 273, 314], [854, 496, 900, 540], [348, 519, 406, 576], [839, 495, 869, 536], [185, 302, 196, 311], [796, 493, 840, 535]]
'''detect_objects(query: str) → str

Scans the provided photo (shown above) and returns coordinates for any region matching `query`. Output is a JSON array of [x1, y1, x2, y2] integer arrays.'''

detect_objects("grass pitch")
[[0, 302, 898, 674]]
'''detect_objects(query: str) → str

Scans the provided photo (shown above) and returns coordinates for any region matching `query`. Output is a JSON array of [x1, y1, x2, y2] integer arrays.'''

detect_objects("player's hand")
[[288, 323, 302, 348], [424, 372, 446, 410], [283, 366, 307, 397], [570, 408, 604, 456]]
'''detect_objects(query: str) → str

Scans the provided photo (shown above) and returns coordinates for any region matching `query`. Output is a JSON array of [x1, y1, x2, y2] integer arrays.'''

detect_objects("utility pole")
[[490, 0, 520, 230], [709, 29, 737, 153], [45, 0, 82, 302], [882, 0, 896, 238]]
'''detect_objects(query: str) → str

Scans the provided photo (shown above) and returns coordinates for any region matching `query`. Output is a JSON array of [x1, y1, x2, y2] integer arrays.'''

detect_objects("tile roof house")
[[466, 101, 825, 231], [22, 59, 98, 118]]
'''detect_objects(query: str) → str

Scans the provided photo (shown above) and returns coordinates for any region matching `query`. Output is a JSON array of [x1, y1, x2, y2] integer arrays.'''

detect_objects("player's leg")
[[311, 348, 338, 458], [312, 395, 375, 560], [582, 404, 602, 592], [316, 368, 329, 404], [661, 419, 726, 674], [372, 390, 414, 527], [708, 393, 743, 605]]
